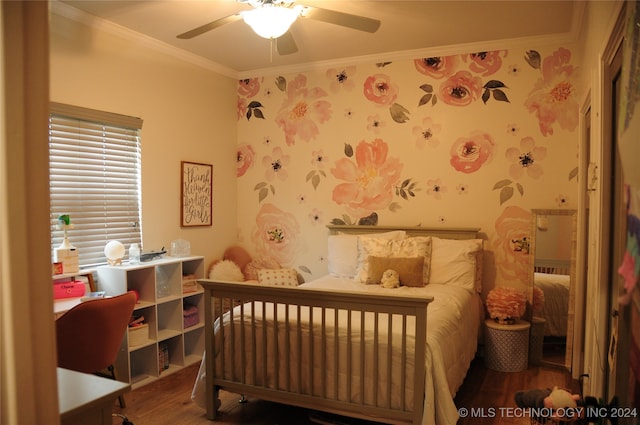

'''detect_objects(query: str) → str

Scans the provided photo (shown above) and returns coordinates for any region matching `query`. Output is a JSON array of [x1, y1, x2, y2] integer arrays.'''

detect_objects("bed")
[[193, 225, 484, 425], [533, 259, 571, 337]]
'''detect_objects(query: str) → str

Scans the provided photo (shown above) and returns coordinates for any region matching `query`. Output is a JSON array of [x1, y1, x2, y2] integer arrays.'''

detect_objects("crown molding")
[[50, 0, 238, 80]]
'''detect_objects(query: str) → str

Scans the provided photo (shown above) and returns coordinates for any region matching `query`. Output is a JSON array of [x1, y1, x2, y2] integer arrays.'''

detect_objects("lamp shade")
[[242, 6, 299, 39]]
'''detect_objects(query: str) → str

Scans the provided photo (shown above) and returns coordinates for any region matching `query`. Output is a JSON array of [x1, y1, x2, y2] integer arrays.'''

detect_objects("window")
[[49, 103, 143, 268]]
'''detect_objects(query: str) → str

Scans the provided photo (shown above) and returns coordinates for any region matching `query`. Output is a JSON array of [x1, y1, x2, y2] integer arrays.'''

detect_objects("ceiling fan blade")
[[276, 31, 298, 55], [301, 6, 380, 33], [176, 13, 243, 39]]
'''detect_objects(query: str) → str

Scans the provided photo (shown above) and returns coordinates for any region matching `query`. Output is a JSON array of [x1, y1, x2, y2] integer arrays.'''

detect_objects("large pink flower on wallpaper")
[[331, 139, 403, 218], [363, 74, 399, 106], [450, 131, 495, 173], [465, 51, 507, 76], [252, 203, 301, 266], [492, 206, 531, 286], [238, 78, 261, 98], [439, 71, 483, 106], [525, 48, 579, 136], [414, 56, 458, 79], [275, 74, 332, 146], [505, 136, 547, 180], [237, 144, 255, 177]]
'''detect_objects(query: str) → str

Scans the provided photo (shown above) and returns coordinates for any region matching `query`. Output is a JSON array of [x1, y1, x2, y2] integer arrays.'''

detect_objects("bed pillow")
[[258, 268, 299, 286], [366, 256, 425, 287], [429, 238, 483, 292], [327, 230, 406, 278], [355, 236, 395, 282], [389, 236, 432, 284]]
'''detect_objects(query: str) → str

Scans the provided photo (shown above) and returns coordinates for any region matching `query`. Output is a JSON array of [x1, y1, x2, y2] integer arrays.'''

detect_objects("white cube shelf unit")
[[96, 256, 205, 389]]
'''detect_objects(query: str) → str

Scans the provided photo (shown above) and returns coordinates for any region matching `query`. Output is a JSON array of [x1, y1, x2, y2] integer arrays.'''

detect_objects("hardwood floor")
[[111, 357, 579, 425]]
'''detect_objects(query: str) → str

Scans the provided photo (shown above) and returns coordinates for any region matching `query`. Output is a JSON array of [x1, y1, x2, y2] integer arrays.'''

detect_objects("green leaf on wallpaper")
[[252, 109, 265, 119], [390, 103, 410, 123], [500, 186, 514, 205], [389, 202, 401, 212], [258, 187, 269, 203], [311, 174, 320, 190], [330, 218, 347, 225], [298, 265, 311, 275], [254, 182, 267, 190], [432, 95, 437, 106], [319, 170, 326, 177], [246, 109, 253, 120], [344, 143, 354, 157], [525, 50, 541, 70], [419, 84, 433, 93], [418, 94, 433, 107], [516, 182, 524, 196], [275, 76, 287, 91], [343, 214, 353, 225], [248, 101, 262, 108], [306, 171, 315, 181], [493, 179, 512, 189], [483, 80, 506, 89], [569, 166, 579, 180], [481, 89, 491, 104], [492, 89, 510, 103], [270, 184, 275, 195]]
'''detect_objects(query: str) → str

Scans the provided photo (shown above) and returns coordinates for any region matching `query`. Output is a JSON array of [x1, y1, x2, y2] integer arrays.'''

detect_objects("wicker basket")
[[128, 323, 149, 347]]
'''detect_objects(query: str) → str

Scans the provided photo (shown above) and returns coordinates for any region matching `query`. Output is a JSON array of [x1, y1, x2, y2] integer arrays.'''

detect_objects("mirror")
[[529, 208, 577, 368]]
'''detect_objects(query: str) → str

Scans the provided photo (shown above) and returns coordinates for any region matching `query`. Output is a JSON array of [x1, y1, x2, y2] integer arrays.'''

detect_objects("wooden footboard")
[[199, 280, 432, 425]]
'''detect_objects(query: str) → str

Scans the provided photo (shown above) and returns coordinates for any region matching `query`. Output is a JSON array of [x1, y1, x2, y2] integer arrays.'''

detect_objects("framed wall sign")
[[181, 161, 212, 227]]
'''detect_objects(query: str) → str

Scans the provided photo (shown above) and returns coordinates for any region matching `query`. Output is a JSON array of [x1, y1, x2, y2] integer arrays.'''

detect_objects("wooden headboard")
[[327, 224, 481, 240]]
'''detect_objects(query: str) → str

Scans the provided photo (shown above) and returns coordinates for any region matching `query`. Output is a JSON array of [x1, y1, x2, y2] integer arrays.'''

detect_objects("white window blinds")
[[49, 103, 143, 267]]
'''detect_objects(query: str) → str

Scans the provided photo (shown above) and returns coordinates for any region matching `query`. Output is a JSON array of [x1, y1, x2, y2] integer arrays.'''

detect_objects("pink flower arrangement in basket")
[[532, 286, 545, 317], [486, 286, 527, 324]]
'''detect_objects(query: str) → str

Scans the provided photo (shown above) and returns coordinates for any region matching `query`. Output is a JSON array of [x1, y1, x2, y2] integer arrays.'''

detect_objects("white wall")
[[49, 8, 238, 268]]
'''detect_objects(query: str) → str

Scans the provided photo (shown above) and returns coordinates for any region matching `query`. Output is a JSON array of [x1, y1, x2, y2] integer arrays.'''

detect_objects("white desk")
[[58, 368, 129, 425], [54, 297, 82, 318]]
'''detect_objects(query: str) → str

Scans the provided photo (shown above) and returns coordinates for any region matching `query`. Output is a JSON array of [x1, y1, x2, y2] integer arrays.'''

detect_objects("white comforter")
[[534, 272, 570, 336], [192, 277, 482, 425]]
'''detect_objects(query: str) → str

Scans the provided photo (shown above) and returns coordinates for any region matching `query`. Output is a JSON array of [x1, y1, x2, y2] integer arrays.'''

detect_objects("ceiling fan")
[[176, 0, 381, 56]]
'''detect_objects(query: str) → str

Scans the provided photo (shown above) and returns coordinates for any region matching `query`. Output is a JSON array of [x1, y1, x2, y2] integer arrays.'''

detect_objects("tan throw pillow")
[[257, 268, 299, 286], [366, 256, 425, 287]]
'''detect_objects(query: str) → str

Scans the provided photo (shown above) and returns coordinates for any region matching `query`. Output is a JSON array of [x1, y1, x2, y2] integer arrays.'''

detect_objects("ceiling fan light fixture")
[[241, 6, 300, 39]]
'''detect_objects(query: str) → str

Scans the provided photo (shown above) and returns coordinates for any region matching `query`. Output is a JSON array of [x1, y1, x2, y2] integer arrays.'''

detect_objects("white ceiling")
[[55, 0, 580, 78]]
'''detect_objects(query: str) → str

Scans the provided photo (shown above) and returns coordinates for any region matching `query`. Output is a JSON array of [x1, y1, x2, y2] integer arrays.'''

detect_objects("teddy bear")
[[381, 269, 400, 288]]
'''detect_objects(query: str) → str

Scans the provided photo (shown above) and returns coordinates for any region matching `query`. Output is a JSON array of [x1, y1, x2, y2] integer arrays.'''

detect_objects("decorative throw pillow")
[[244, 257, 280, 281], [327, 231, 406, 278], [429, 238, 483, 291], [355, 236, 393, 282], [389, 236, 432, 284], [366, 256, 425, 287], [257, 268, 299, 286], [208, 259, 244, 282], [223, 246, 252, 272]]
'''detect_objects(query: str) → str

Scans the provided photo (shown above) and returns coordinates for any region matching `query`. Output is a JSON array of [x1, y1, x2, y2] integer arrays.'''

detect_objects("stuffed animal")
[[381, 269, 400, 288], [515, 386, 579, 410]]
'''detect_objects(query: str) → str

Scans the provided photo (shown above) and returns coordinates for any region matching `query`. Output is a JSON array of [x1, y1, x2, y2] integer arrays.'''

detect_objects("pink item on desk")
[[53, 280, 86, 299]]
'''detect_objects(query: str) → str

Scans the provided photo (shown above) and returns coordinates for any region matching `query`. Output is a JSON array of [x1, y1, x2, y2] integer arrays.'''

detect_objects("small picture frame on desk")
[[180, 161, 212, 227]]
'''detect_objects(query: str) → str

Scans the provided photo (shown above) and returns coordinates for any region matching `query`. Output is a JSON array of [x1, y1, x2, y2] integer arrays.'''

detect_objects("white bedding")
[[192, 276, 482, 425], [534, 272, 570, 336]]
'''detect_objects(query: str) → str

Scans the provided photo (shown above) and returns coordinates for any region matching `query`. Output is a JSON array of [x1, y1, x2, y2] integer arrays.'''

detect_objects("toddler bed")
[[193, 225, 484, 425]]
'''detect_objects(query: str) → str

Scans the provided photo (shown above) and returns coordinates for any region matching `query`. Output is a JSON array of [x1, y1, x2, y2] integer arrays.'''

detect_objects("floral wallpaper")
[[234, 44, 581, 296]]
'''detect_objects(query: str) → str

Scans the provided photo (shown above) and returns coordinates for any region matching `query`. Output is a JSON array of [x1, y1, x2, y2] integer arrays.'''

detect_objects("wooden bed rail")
[[199, 279, 433, 425]]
